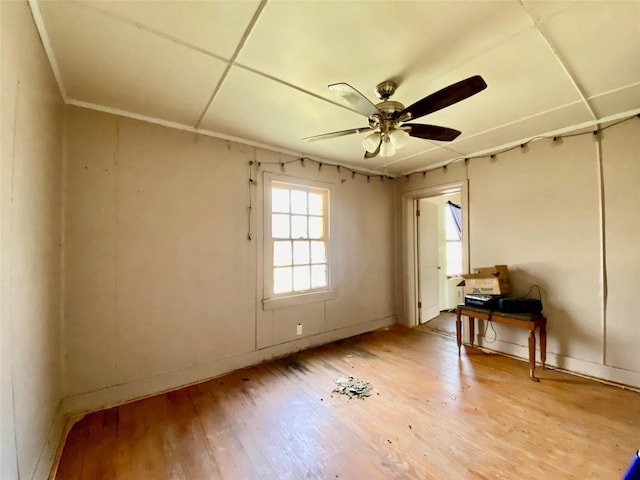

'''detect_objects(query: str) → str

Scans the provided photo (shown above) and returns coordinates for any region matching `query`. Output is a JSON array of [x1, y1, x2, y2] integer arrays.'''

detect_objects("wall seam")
[[9, 73, 22, 480], [59, 106, 68, 399], [595, 128, 608, 365], [252, 149, 259, 350], [114, 116, 121, 384]]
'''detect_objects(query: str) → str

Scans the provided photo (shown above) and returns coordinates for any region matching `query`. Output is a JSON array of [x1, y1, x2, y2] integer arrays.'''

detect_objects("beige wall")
[[395, 163, 468, 326], [469, 134, 603, 362], [63, 107, 396, 411], [395, 119, 640, 386], [601, 120, 640, 372], [1, 2, 65, 479]]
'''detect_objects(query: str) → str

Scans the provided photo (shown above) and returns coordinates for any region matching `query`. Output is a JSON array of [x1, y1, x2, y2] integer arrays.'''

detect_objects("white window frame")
[[444, 205, 463, 278], [262, 173, 337, 310]]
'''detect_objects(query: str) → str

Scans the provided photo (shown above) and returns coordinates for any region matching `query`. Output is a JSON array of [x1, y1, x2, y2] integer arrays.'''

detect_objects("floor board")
[[419, 311, 456, 336], [55, 326, 640, 479]]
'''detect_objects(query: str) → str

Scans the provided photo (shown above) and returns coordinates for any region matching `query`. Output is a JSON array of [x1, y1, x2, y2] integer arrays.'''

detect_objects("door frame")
[[401, 180, 469, 328]]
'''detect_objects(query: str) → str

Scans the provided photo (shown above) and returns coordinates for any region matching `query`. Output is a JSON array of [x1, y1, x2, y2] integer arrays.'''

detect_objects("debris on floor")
[[333, 376, 373, 399]]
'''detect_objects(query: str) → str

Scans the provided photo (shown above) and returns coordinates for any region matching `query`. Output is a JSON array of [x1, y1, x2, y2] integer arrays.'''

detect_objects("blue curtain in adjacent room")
[[447, 201, 462, 240]]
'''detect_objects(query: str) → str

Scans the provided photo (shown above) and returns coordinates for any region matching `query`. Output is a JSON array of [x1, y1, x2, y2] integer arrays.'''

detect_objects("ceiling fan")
[[303, 75, 487, 159]]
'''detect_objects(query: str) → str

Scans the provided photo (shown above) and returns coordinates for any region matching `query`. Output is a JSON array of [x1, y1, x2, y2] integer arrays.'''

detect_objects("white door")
[[418, 200, 440, 323]]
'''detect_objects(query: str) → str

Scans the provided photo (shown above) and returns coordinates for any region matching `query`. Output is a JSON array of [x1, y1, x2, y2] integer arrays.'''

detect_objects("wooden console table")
[[455, 305, 547, 381]]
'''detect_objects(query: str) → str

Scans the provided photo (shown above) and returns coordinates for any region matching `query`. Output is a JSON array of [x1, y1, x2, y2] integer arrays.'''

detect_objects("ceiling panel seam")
[[73, 1, 230, 64], [235, 63, 359, 115], [28, 0, 68, 101], [400, 108, 640, 176], [382, 143, 464, 169], [384, 100, 586, 169], [587, 81, 640, 101], [519, 2, 597, 121], [225, 9, 542, 123], [449, 100, 586, 145], [194, 0, 268, 129]]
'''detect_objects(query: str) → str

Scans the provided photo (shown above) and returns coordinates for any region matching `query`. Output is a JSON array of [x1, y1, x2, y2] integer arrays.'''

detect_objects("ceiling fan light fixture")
[[389, 128, 410, 149], [362, 132, 380, 153], [307, 75, 487, 160], [379, 137, 396, 157]]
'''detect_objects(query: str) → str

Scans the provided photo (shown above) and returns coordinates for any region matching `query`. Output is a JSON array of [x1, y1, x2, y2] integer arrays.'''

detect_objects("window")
[[445, 202, 462, 278], [264, 176, 335, 308]]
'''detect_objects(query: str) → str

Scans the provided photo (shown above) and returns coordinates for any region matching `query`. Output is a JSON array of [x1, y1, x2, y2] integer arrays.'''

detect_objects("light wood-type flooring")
[[55, 325, 640, 479], [419, 311, 457, 336]]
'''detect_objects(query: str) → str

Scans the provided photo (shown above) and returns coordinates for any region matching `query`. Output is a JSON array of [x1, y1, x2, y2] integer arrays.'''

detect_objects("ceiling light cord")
[[254, 156, 390, 181], [244, 114, 637, 238], [247, 160, 256, 241], [411, 113, 637, 178]]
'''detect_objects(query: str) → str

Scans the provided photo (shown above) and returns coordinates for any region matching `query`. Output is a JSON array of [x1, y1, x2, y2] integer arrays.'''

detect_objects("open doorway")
[[401, 180, 468, 333], [417, 192, 464, 329]]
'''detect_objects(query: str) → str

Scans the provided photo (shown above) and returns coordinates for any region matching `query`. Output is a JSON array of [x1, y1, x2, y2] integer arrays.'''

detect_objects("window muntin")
[[269, 182, 329, 296]]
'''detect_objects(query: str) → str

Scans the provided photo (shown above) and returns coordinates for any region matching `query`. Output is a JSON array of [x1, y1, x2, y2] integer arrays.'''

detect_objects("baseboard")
[[62, 316, 395, 415], [30, 401, 65, 480], [475, 335, 640, 388], [45, 412, 84, 480]]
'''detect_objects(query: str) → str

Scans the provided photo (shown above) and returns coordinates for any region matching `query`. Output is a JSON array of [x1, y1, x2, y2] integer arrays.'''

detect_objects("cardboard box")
[[459, 265, 510, 295]]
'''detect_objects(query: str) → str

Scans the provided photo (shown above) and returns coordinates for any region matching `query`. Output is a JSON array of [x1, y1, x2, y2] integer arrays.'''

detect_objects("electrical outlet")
[[296, 323, 302, 336]]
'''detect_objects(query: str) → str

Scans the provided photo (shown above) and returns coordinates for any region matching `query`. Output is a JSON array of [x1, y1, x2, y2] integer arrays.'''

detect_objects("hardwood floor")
[[55, 326, 640, 479], [419, 311, 457, 336]]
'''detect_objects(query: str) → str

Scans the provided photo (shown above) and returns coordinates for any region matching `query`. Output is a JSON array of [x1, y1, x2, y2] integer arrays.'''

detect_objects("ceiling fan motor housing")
[[376, 100, 404, 116], [370, 100, 406, 136]]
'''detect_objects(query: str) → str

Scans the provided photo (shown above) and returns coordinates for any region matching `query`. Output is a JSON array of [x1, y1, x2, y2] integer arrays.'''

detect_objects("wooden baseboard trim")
[[47, 413, 85, 480], [475, 336, 640, 389], [62, 316, 396, 416]]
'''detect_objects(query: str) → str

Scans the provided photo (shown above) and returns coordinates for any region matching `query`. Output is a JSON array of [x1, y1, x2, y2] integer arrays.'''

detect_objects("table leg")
[[468, 317, 475, 347], [456, 309, 462, 356], [540, 322, 547, 369], [528, 329, 539, 382]]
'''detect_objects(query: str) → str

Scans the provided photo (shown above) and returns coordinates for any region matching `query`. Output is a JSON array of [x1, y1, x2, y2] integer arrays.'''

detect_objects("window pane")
[[272, 214, 290, 238], [308, 216, 323, 239], [445, 208, 461, 241], [308, 193, 323, 215], [272, 188, 290, 213], [291, 215, 307, 238], [293, 241, 310, 265], [273, 241, 292, 267], [446, 240, 463, 277], [274, 267, 292, 294], [293, 266, 310, 291], [269, 182, 330, 297], [310, 241, 326, 264], [311, 264, 327, 288], [291, 190, 307, 214]]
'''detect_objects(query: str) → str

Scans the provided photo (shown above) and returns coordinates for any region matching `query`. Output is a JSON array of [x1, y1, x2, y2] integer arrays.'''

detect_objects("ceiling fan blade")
[[405, 123, 462, 142], [398, 75, 487, 121], [364, 138, 382, 159], [329, 83, 381, 117], [303, 126, 372, 142]]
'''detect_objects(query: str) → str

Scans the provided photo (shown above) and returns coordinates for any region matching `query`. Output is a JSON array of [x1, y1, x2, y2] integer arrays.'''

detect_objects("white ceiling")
[[33, 0, 640, 175]]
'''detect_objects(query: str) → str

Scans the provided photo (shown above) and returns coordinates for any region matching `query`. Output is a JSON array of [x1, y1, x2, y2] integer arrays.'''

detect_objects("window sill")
[[262, 290, 338, 310]]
